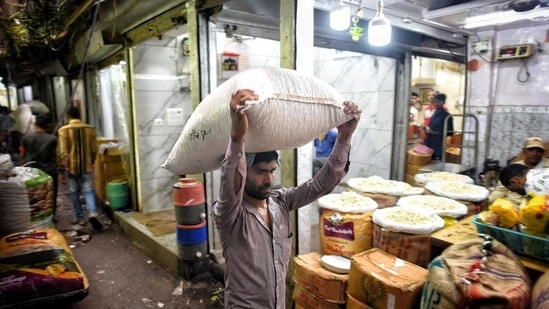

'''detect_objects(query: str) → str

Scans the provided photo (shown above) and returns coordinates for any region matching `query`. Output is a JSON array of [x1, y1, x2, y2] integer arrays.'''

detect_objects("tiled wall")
[[465, 25, 549, 169], [314, 49, 396, 180], [132, 38, 193, 213]]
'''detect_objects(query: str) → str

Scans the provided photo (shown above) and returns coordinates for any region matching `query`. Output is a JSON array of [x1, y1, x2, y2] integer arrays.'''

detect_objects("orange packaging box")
[[372, 224, 431, 268], [293, 283, 345, 309], [293, 252, 348, 303], [347, 248, 427, 309], [346, 292, 374, 309]]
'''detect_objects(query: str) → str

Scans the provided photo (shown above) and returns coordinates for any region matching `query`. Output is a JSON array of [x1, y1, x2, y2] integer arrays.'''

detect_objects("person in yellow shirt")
[[58, 105, 103, 230]]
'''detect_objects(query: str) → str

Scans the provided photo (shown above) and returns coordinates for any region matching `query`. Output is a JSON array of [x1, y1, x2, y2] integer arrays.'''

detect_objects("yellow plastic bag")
[[519, 194, 549, 236], [489, 198, 520, 228]]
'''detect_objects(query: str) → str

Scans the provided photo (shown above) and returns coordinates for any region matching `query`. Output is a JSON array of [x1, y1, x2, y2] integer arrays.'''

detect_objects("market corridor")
[[33, 180, 223, 309]]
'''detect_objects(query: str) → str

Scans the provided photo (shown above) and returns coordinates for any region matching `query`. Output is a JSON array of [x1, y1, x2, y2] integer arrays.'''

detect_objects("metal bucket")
[[173, 178, 205, 225]]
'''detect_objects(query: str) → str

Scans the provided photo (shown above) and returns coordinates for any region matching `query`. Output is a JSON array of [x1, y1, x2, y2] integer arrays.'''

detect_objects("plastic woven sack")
[[425, 181, 489, 202], [162, 67, 351, 175], [372, 207, 445, 235], [0, 228, 89, 307], [0, 167, 54, 237], [421, 237, 531, 309]]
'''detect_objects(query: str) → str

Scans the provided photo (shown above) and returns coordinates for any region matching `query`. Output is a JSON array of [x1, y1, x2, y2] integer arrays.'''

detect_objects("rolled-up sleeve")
[[212, 140, 247, 232], [276, 140, 351, 210]]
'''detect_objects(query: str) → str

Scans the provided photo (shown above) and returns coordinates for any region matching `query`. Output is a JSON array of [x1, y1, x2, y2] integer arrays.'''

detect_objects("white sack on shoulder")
[[162, 67, 352, 175]]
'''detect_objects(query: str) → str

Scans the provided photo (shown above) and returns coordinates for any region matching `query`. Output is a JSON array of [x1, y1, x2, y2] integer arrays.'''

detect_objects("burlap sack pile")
[[421, 238, 531, 309]]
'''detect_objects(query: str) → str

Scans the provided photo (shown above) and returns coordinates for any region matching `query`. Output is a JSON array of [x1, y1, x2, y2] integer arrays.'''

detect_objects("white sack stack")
[[162, 66, 352, 175]]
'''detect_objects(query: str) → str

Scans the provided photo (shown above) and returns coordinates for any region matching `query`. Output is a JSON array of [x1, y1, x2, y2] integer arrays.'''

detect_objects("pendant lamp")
[[368, 0, 391, 46], [330, 0, 351, 31]]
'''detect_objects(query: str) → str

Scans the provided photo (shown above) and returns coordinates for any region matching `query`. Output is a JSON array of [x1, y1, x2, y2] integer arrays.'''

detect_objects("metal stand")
[[419, 113, 480, 179]]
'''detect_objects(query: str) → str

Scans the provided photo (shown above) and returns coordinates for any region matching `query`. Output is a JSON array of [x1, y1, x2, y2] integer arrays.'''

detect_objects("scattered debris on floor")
[[172, 281, 183, 296]]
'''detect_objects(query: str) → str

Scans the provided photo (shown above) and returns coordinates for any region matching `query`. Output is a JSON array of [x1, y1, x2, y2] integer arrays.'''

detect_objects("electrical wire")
[[468, 34, 496, 64], [54, 0, 102, 133], [517, 58, 531, 83], [439, 40, 466, 63], [470, 45, 497, 64]]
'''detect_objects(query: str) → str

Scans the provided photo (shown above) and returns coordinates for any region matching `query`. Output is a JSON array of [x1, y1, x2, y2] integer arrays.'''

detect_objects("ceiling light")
[[368, 0, 392, 46], [463, 6, 549, 29], [330, 0, 351, 31]]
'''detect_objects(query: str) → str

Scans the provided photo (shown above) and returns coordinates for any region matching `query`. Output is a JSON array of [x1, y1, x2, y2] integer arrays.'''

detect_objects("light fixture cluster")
[[330, 0, 392, 47], [329, 0, 351, 31]]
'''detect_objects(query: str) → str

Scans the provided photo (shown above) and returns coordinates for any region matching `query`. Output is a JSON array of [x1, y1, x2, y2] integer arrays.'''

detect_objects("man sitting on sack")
[[499, 165, 549, 196], [489, 136, 549, 205]]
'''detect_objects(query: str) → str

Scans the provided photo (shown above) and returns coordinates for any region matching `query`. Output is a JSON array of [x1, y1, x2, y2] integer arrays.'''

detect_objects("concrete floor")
[[19, 181, 224, 309]]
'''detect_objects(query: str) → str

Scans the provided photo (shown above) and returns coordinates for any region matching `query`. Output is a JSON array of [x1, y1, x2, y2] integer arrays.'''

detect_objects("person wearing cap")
[[512, 136, 548, 169], [489, 137, 549, 205], [212, 89, 361, 309]]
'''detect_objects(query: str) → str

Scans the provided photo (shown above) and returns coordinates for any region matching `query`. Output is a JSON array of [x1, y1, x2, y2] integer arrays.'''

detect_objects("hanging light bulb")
[[330, 0, 351, 31], [368, 0, 392, 46]]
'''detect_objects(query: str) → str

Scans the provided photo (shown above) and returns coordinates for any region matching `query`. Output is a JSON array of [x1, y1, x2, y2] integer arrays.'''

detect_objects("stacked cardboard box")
[[405, 149, 431, 186], [293, 252, 348, 308], [93, 139, 129, 204], [293, 284, 345, 309], [372, 224, 432, 268], [347, 248, 427, 309], [346, 293, 374, 309]]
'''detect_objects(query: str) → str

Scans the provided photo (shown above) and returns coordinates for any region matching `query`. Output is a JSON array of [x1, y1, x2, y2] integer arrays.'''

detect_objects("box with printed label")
[[347, 248, 427, 309], [293, 283, 345, 309], [293, 252, 348, 303], [346, 292, 374, 309], [372, 224, 431, 268]]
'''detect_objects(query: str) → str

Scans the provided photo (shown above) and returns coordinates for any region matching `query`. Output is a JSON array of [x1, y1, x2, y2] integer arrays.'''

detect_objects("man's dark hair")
[[35, 114, 50, 129], [499, 164, 529, 186], [434, 93, 447, 102], [66, 105, 80, 119], [411, 92, 419, 97]]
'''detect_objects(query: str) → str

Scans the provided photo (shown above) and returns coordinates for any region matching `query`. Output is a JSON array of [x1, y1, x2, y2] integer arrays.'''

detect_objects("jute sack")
[[162, 66, 351, 175], [420, 238, 531, 309], [532, 270, 549, 309]]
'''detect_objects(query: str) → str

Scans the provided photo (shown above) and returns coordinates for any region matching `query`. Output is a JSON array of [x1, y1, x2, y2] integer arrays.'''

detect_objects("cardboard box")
[[406, 149, 431, 166], [346, 293, 374, 309], [293, 252, 348, 303], [105, 161, 126, 177], [404, 174, 417, 187], [405, 162, 425, 176], [372, 224, 431, 268], [292, 283, 345, 309], [347, 248, 427, 309]]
